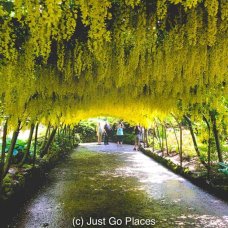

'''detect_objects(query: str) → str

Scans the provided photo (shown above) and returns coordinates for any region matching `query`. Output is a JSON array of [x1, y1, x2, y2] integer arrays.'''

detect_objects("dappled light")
[[7, 143, 228, 227]]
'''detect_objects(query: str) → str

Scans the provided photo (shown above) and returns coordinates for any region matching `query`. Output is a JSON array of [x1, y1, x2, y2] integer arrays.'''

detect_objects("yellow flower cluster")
[[0, 0, 227, 129]]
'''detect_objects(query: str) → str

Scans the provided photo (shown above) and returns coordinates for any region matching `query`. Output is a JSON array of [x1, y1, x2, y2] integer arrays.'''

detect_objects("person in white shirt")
[[96, 122, 103, 145]]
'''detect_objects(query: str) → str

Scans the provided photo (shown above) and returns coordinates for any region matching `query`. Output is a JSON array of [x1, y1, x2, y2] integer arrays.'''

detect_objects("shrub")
[[74, 121, 97, 142]]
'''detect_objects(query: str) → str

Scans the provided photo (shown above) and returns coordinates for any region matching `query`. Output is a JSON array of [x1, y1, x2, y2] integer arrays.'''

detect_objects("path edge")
[[0, 145, 78, 226], [140, 147, 228, 202]]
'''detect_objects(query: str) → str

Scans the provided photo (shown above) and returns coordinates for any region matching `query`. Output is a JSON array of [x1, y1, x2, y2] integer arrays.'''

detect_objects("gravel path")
[[7, 143, 228, 228]]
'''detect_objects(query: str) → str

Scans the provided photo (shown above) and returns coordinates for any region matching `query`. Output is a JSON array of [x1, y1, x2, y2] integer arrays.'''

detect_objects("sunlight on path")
[[81, 143, 228, 227], [9, 143, 228, 228]]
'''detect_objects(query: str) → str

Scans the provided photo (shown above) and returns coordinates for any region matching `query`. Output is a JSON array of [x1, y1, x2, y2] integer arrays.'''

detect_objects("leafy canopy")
[[0, 0, 227, 128]]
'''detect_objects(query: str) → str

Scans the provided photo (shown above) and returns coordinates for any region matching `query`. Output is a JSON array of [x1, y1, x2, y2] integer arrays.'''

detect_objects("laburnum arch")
[[0, 0, 227, 129]]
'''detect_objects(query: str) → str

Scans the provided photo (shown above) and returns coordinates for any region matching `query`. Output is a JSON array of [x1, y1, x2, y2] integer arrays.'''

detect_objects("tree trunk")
[[144, 128, 148, 148], [184, 115, 208, 168], [60, 124, 64, 134], [171, 114, 183, 167], [155, 122, 163, 154], [179, 125, 183, 167], [164, 125, 169, 155], [33, 123, 39, 167], [3, 120, 21, 178], [0, 120, 8, 177], [210, 111, 223, 162], [72, 129, 75, 146], [152, 128, 155, 152], [0, 120, 8, 191], [47, 125, 51, 137], [172, 124, 180, 153], [207, 135, 211, 179], [40, 127, 57, 158], [63, 125, 67, 135], [68, 125, 71, 141], [39, 122, 50, 156], [161, 125, 164, 156], [19, 123, 35, 167], [203, 115, 211, 178]]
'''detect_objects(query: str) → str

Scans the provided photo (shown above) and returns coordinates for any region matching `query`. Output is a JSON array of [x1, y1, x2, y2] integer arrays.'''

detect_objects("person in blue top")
[[116, 121, 124, 145]]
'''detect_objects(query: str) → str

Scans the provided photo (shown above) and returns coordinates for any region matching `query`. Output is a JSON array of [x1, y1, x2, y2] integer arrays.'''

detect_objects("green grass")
[[148, 129, 228, 162]]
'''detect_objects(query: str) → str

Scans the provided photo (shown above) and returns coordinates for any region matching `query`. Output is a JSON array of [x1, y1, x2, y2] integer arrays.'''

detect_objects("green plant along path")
[[9, 144, 228, 227]]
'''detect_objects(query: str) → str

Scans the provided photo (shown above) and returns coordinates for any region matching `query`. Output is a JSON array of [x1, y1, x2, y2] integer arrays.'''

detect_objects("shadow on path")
[[7, 143, 228, 228]]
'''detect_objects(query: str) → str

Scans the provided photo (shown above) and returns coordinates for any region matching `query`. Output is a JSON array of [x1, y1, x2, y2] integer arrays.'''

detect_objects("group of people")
[[96, 121, 124, 145], [96, 121, 144, 151], [96, 122, 112, 145]]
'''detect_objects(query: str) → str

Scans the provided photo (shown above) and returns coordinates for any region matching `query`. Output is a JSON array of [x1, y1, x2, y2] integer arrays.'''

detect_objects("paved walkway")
[[8, 143, 228, 228]]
